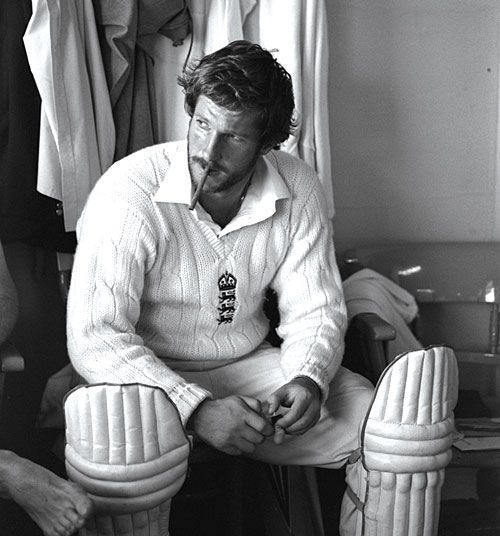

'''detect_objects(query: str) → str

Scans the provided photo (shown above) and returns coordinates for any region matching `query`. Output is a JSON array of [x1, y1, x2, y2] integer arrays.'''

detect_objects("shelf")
[[455, 352, 500, 365], [450, 447, 500, 468], [415, 293, 500, 305]]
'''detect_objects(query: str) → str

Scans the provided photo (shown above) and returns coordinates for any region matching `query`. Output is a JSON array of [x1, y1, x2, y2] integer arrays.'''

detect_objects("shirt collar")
[[153, 141, 290, 231], [153, 141, 192, 204]]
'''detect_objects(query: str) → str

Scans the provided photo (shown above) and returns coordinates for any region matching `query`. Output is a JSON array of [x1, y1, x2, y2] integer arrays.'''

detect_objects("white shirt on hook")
[[23, 0, 115, 232], [140, 0, 257, 143], [244, 0, 334, 217]]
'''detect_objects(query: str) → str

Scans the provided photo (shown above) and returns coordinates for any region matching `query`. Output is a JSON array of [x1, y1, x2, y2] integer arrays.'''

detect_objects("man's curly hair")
[[178, 40, 296, 150]]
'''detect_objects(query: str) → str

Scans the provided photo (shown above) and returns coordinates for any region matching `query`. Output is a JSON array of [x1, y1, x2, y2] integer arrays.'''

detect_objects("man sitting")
[[67, 40, 373, 534]]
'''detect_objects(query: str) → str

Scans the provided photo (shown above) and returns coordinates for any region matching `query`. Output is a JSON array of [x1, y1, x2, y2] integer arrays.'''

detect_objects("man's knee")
[[341, 347, 459, 536], [64, 383, 190, 529], [353, 380, 374, 430], [328, 367, 374, 429]]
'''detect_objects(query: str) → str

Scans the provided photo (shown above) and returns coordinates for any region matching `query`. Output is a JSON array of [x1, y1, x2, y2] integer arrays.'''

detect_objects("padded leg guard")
[[64, 383, 190, 536], [341, 346, 459, 536]]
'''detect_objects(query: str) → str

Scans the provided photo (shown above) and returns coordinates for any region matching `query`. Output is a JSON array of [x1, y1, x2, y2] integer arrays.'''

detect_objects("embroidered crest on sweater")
[[218, 271, 237, 324]]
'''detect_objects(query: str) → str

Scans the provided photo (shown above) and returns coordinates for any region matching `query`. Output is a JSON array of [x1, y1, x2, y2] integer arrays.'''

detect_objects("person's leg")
[[176, 344, 373, 535], [172, 345, 459, 536], [341, 347, 459, 536], [0, 449, 93, 536], [64, 383, 190, 536], [181, 344, 373, 468]]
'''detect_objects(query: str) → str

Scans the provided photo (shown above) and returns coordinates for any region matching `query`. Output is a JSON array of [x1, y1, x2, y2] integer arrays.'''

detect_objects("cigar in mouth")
[[189, 167, 210, 210]]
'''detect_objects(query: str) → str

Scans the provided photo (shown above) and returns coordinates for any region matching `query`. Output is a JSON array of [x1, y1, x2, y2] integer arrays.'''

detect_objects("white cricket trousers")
[[166, 341, 374, 535]]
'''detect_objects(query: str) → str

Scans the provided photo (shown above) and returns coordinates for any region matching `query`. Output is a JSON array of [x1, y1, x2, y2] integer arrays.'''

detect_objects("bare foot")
[[0, 450, 93, 536]]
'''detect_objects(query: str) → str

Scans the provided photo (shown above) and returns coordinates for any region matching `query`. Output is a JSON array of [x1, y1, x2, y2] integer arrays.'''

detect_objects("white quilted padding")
[[64, 383, 190, 535], [346, 346, 459, 536]]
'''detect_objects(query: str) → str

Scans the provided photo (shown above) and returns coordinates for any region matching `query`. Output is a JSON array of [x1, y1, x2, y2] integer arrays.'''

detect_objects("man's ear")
[[259, 143, 275, 156]]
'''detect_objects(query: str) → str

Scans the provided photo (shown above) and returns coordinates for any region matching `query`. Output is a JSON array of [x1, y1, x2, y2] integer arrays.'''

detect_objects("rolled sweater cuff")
[[287, 363, 338, 404], [168, 382, 212, 427], [291, 375, 322, 400]]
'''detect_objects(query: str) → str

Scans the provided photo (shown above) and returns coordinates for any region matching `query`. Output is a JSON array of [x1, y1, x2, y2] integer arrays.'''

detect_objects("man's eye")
[[196, 119, 209, 129]]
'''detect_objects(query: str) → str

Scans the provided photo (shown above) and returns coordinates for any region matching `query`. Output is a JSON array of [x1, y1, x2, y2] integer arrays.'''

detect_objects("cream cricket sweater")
[[67, 141, 347, 425]]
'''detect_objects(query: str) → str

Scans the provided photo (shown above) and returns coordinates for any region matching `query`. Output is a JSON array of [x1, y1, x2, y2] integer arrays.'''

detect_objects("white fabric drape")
[[140, 0, 257, 143], [343, 268, 423, 360], [23, 0, 115, 232], [244, 0, 334, 217]]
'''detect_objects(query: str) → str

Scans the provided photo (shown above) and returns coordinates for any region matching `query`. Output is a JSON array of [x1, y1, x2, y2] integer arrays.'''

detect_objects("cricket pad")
[[64, 383, 190, 535]]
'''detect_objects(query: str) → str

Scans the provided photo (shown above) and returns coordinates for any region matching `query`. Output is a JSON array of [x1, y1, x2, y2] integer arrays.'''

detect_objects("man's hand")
[[266, 377, 321, 445], [188, 396, 274, 455]]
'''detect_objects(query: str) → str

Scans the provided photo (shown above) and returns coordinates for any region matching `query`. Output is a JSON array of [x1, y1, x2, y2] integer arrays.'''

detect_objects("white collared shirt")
[[153, 141, 290, 237]]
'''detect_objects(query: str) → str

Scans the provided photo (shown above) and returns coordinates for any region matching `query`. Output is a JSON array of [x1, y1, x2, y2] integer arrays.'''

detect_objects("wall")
[[326, 0, 500, 253]]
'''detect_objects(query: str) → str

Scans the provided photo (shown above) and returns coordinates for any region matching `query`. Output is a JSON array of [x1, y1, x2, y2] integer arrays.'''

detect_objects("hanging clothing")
[[0, 0, 75, 250], [191, 0, 256, 57], [138, 34, 190, 143], [140, 0, 256, 143], [92, 0, 191, 160], [23, 0, 115, 232], [244, 0, 334, 217]]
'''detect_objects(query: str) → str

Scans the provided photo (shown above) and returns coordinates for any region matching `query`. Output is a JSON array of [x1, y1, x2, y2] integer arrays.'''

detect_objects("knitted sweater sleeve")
[[271, 158, 347, 402], [67, 169, 211, 426]]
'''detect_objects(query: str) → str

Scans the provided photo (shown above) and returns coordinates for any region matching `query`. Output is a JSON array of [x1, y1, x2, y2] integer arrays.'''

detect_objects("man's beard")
[[188, 156, 234, 194]]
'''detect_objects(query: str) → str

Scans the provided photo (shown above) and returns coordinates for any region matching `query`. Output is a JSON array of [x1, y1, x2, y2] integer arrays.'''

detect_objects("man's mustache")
[[190, 157, 226, 174]]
